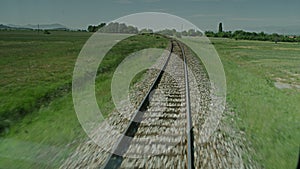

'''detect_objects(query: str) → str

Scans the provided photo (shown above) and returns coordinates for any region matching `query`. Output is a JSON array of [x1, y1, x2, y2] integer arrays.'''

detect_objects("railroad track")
[[102, 40, 195, 169], [61, 37, 255, 169]]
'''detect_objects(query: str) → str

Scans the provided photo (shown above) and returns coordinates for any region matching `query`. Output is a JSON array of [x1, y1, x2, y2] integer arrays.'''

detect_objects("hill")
[[1, 23, 69, 30]]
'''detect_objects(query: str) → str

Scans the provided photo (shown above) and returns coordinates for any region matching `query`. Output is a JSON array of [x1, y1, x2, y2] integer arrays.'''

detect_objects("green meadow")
[[0, 31, 91, 132], [211, 38, 300, 169], [0, 31, 299, 169], [0, 31, 168, 168]]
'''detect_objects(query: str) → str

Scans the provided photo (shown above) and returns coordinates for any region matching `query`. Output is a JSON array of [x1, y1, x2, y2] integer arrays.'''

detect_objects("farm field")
[[0, 31, 299, 168], [0, 31, 168, 168], [0, 31, 91, 132], [211, 38, 300, 169], [0, 30, 92, 168]]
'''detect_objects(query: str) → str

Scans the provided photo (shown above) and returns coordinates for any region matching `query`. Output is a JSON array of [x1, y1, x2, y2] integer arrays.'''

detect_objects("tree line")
[[205, 30, 300, 42], [87, 22, 300, 42], [87, 22, 202, 37], [88, 22, 138, 34], [205, 22, 300, 42]]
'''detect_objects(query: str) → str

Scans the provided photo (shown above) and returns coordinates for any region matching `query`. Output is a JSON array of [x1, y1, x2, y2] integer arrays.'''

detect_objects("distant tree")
[[175, 32, 182, 38], [87, 25, 96, 32], [205, 31, 215, 37], [148, 29, 154, 33], [204, 27, 300, 43], [140, 28, 153, 33], [172, 29, 177, 35], [98, 22, 138, 34], [196, 30, 203, 36], [118, 23, 127, 33], [233, 30, 245, 39], [181, 30, 188, 36], [188, 29, 197, 36], [87, 23, 106, 32], [157, 29, 173, 36], [44, 30, 50, 34], [272, 33, 280, 44], [109, 22, 119, 32], [98, 23, 106, 29], [223, 31, 232, 38], [78, 29, 87, 32], [127, 25, 138, 34], [218, 22, 223, 33]]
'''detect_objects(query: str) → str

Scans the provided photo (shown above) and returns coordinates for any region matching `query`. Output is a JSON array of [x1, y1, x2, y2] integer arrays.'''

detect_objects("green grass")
[[1, 31, 298, 168], [0, 30, 92, 132], [0, 31, 168, 168], [0, 94, 83, 168], [130, 69, 148, 87], [211, 38, 300, 169]]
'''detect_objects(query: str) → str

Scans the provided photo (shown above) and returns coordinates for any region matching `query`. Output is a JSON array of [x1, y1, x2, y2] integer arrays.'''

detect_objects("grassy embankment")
[[1, 30, 298, 169], [0, 31, 91, 132], [211, 38, 300, 169], [0, 31, 168, 168]]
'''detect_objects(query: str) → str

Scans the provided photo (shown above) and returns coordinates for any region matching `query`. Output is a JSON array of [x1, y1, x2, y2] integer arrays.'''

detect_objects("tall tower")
[[218, 22, 223, 33]]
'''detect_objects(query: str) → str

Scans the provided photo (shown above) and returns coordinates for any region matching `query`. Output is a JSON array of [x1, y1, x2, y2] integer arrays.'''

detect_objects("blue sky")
[[1, 0, 299, 33]]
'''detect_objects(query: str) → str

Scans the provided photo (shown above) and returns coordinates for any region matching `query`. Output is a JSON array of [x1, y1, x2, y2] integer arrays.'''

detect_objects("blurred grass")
[[130, 69, 148, 87], [0, 31, 168, 168], [211, 38, 300, 169], [1, 31, 298, 168], [0, 30, 91, 131], [1, 94, 81, 168]]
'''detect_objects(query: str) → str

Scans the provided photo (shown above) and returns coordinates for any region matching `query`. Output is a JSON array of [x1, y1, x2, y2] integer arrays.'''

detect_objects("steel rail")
[[177, 41, 195, 169], [101, 40, 195, 169], [101, 41, 174, 169]]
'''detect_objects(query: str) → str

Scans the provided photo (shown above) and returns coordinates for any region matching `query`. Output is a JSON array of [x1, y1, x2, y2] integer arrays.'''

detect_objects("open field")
[[0, 30, 91, 132], [0, 30, 91, 168], [210, 38, 300, 169], [0, 31, 299, 168], [0, 31, 168, 168]]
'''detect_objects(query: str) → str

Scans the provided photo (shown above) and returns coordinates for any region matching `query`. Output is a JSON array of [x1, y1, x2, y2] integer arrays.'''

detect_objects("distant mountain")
[[25, 23, 68, 30], [0, 24, 12, 29], [3, 23, 69, 30], [0, 24, 32, 30], [6, 24, 21, 28]]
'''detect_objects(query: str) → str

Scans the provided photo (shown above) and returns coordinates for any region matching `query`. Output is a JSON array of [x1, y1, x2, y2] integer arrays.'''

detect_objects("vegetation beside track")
[[211, 38, 300, 169], [0, 31, 168, 168], [0, 31, 91, 132], [0, 30, 299, 168]]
